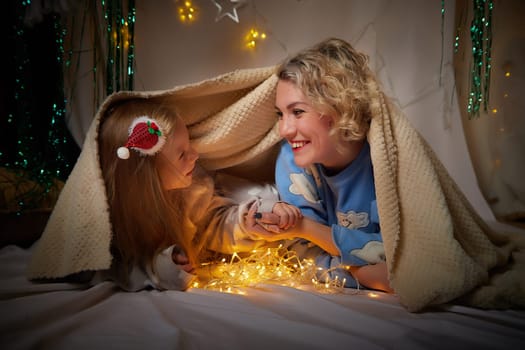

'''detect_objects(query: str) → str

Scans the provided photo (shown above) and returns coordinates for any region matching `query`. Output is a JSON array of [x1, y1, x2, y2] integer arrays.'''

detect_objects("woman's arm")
[[246, 204, 338, 255], [286, 217, 338, 256], [348, 262, 393, 293], [246, 206, 393, 293]]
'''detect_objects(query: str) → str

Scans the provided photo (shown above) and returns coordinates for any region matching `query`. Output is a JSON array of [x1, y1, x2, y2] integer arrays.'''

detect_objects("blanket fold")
[[27, 66, 524, 312], [369, 90, 523, 311]]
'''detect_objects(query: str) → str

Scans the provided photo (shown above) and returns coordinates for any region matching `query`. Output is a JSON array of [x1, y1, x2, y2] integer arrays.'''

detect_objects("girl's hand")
[[246, 202, 281, 234], [245, 202, 297, 241], [171, 246, 194, 273]]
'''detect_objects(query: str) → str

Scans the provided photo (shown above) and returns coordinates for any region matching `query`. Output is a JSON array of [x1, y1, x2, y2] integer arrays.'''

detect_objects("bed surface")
[[1, 243, 524, 350]]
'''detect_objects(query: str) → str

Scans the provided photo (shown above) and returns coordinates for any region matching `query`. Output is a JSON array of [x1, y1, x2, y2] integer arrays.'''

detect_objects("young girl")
[[31, 97, 301, 291], [249, 38, 392, 293]]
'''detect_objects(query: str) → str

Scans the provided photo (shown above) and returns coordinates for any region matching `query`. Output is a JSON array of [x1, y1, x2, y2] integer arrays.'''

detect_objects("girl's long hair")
[[98, 98, 196, 275]]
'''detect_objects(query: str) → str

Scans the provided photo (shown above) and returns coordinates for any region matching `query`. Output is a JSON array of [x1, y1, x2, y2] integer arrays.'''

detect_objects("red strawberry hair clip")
[[117, 116, 166, 159]]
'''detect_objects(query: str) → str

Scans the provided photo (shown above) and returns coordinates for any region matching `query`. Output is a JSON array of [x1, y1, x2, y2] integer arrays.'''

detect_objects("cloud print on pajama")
[[286, 172, 385, 264]]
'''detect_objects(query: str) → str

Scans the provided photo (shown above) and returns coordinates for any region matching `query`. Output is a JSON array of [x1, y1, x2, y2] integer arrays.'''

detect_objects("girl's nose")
[[189, 146, 199, 162], [279, 115, 295, 138]]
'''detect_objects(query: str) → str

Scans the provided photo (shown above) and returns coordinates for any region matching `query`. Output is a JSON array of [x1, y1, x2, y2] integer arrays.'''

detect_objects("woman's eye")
[[293, 109, 305, 117], [275, 111, 283, 120]]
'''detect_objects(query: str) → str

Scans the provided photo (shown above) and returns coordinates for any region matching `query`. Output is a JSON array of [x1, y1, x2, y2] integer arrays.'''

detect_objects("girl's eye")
[[275, 110, 283, 120]]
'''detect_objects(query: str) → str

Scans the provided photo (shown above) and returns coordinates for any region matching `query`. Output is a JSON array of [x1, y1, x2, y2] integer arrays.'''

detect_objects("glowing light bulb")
[[502, 62, 512, 78], [244, 27, 266, 49], [178, 0, 197, 23]]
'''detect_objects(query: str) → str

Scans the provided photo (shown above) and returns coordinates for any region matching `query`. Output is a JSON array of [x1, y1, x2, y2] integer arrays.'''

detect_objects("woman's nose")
[[279, 115, 295, 138]]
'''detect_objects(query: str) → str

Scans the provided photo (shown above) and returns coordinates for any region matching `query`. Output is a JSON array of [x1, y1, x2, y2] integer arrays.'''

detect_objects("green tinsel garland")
[[1, 0, 136, 214], [104, 0, 136, 95], [468, 0, 493, 117], [1, 2, 79, 214]]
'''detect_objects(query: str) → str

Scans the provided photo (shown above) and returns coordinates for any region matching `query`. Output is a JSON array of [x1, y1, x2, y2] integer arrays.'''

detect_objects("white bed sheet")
[[1, 244, 524, 350]]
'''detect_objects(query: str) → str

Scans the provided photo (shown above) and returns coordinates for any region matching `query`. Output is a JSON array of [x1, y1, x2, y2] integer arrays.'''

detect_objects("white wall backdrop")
[[66, 0, 496, 220]]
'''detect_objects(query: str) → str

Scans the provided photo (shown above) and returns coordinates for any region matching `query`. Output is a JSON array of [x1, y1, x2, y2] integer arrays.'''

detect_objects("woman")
[[250, 38, 392, 293]]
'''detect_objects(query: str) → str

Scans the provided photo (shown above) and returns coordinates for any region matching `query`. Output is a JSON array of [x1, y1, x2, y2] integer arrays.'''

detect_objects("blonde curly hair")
[[277, 38, 382, 143]]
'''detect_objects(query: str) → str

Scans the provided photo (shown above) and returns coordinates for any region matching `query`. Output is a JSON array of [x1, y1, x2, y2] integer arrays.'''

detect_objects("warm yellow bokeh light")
[[194, 246, 348, 294], [178, 0, 197, 23], [245, 28, 267, 49]]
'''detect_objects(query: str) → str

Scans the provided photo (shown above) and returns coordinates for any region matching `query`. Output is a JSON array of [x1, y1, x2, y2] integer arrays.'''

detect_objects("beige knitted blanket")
[[27, 66, 525, 312]]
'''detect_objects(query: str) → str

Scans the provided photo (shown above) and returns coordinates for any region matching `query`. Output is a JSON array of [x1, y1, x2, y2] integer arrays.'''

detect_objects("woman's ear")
[[321, 114, 335, 128]]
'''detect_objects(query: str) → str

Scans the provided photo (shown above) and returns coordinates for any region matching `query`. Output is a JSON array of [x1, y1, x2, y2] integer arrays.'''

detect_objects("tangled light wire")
[[192, 245, 361, 295]]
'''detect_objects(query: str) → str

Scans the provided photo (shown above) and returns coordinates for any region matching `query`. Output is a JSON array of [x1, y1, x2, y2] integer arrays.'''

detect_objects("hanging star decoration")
[[211, 0, 245, 23]]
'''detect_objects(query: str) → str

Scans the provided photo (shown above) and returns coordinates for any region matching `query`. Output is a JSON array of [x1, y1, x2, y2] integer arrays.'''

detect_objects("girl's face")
[[156, 117, 199, 190], [276, 80, 345, 170]]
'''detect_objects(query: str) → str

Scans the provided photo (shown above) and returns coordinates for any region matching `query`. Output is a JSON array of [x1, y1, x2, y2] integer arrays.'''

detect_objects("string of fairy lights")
[[193, 245, 359, 295]]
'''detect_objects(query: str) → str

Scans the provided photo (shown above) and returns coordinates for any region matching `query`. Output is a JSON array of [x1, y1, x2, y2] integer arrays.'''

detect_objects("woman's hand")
[[244, 202, 295, 241], [272, 202, 303, 230]]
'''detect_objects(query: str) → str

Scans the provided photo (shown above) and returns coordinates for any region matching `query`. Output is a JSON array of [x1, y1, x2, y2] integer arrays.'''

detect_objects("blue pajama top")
[[275, 140, 385, 287]]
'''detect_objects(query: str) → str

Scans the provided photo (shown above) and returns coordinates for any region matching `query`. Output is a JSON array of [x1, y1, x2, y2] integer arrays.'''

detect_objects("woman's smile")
[[290, 140, 311, 152]]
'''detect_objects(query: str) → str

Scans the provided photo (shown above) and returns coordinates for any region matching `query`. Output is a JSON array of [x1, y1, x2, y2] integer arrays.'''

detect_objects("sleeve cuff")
[[149, 246, 196, 290], [258, 198, 278, 213]]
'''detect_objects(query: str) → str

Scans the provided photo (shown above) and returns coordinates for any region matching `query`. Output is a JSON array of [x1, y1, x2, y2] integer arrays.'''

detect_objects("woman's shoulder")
[[276, 141, 298, 168]]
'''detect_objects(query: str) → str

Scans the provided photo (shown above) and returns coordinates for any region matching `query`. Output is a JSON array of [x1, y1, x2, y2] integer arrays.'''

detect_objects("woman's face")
[[276, 80, 343, 169], [156, 117, 199, 190]]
